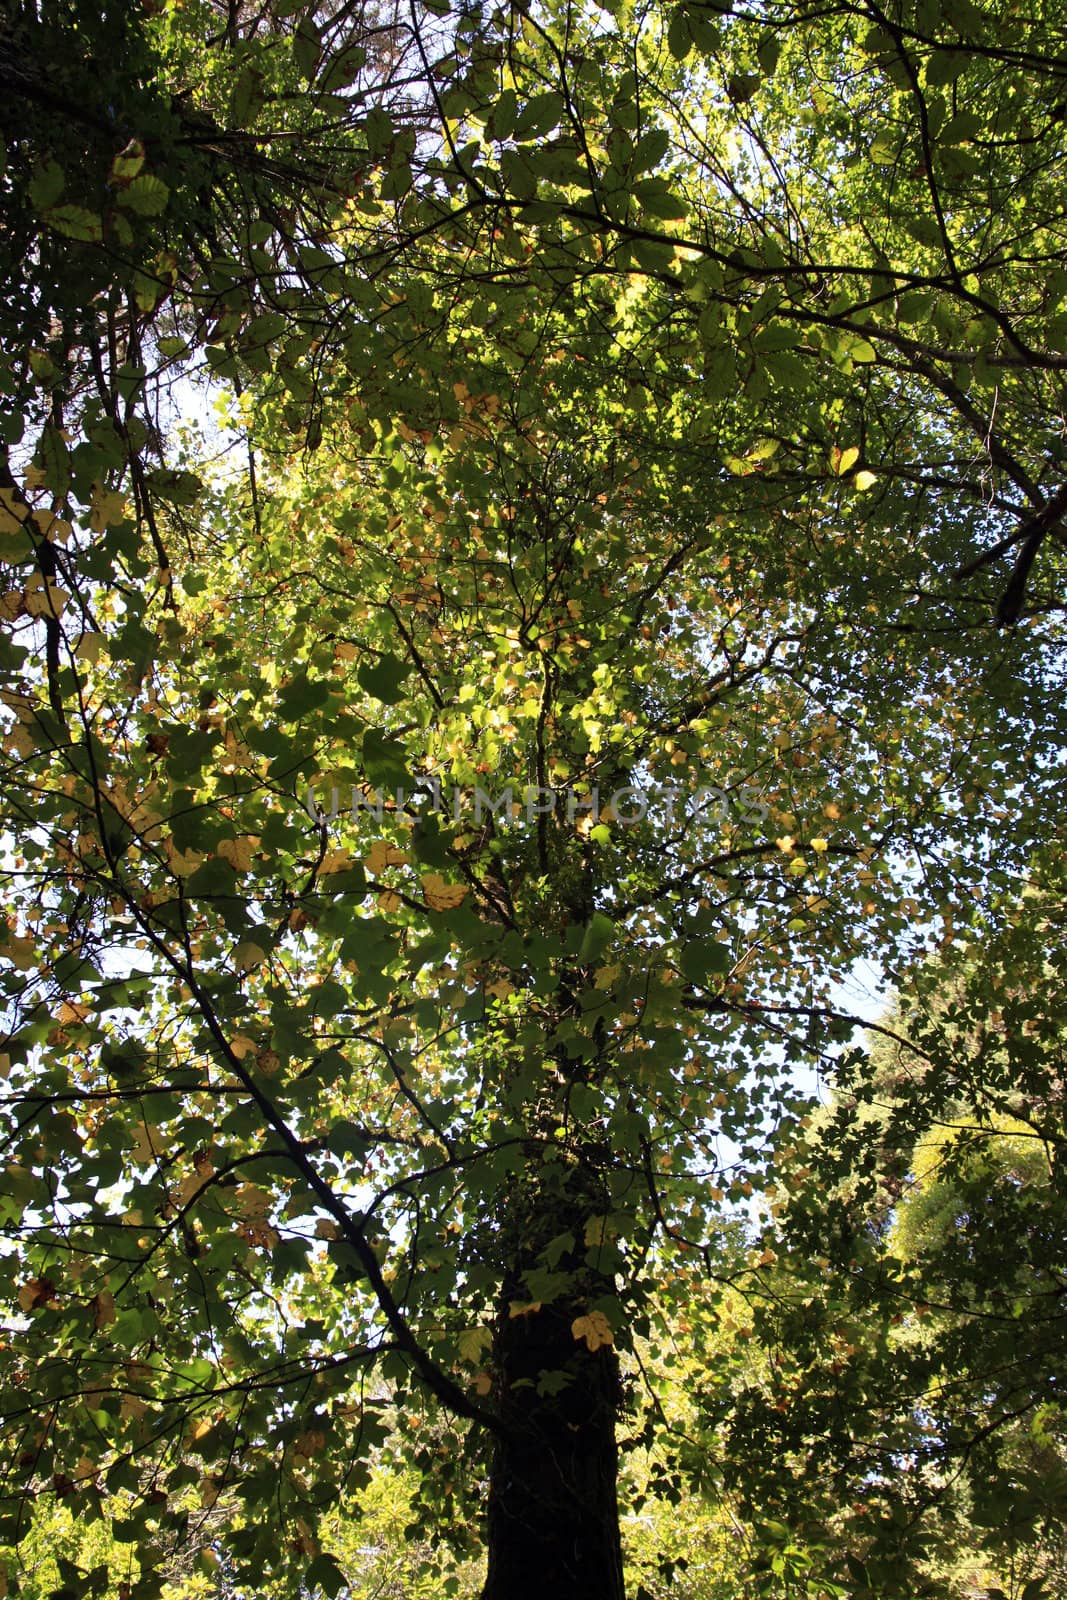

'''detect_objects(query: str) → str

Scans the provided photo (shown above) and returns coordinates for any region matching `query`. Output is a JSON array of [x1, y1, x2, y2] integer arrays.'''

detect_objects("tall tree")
[[0, 2, 1065, 1596]]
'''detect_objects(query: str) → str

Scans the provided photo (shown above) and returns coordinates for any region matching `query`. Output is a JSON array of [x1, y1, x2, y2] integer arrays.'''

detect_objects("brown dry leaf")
[[231, 1184, 271, 1220], [365, 839, 408, 875], [473, 1371, 493, 1396], [243, 1221, 280, 1251], [130, 1124, 159, 1166], [17, 1277, 58, 1312], [229, 1035, 257, 1060], [293, 1428, 326, 1461], [422, 872, 468, 911], [2, 934, 35, 971], [376, 889, 402, 913], [571, 1310, 614, 1352], [92, 1290, 116, 1329]]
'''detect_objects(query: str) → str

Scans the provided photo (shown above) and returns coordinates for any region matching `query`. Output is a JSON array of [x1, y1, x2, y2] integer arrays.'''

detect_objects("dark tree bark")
[[480, 1132, 627, 1600], [483, 1295, 626, 1600]]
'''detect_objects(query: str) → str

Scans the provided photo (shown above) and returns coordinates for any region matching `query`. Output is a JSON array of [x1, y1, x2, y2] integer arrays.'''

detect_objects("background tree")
[[725, 841, 1067, 1597]]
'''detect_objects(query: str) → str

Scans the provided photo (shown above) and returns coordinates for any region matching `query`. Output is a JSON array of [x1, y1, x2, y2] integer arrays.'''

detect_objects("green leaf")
[[678, 938, 732, 986], [579, 913, 616, 963], [110, 139, 146, 182], [667, 6, 693, 59], [119, 175, 170, 216], [46, 205, 103, 242], [29, 159, 65, 211], [321, 45, 367, 93], [144, 469, 203, 505], [294, 16, 322, 80], [632, 129, 671, 174], [361, 728, 410, 789], [229, 65, 264, 126], [356, 652, 412, 703], [514, 92, 566, 141], [925, 49, 968, 86]]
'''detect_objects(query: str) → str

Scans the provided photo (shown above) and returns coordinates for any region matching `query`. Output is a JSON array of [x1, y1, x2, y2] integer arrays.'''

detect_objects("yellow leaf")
[[23, 578, 69, 617], [0, 487, 29, 533], [833, 445, 860, 475], [73, 630, 101, 662], [775, 835, 795, 853], [88, 483, 128, 534], [218, 836, 257, 872], [571, 1310, 613, 1352], [810, 837, 829, 852], [458, 1326, 494, 1363], [319, 847, 354, 874], [853, 469, 878, 491], [508, 1300, 543, 1319], [165, 837, 205, 877], [364, 839, 408, 875], [473, 1371, 493, 1396], [230, 1035, 258, 1059], [233, 940, 268, 971]]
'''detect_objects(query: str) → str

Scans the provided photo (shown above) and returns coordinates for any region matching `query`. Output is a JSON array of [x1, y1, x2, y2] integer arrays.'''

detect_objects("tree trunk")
[[482, 1296, 626, 1600]]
